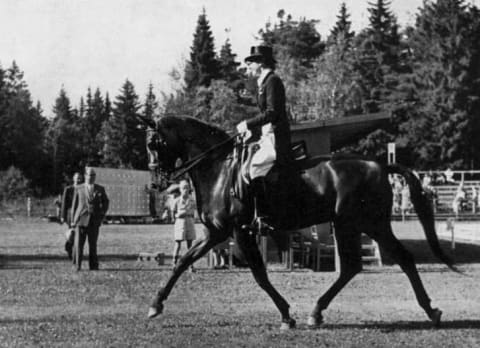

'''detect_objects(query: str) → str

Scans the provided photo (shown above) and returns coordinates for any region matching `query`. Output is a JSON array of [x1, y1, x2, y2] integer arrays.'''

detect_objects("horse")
[[138, 115, 456, 330]]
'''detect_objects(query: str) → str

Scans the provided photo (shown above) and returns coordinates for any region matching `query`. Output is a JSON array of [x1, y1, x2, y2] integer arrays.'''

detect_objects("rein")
[[170, 134, 239, 180]]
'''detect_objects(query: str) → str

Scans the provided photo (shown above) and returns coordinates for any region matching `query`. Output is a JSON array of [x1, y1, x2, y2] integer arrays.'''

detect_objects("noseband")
[[148, 129, 238, 192]]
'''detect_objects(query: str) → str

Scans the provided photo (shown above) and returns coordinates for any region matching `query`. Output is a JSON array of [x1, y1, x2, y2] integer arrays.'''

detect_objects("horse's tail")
[[387, 164, 460, 273]]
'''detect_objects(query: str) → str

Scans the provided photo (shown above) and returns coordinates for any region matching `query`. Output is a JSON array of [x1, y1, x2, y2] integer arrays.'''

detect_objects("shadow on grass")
[[381, 239, 480, 265], [1, 254, 139, 261], [302, 319, 480, 331]]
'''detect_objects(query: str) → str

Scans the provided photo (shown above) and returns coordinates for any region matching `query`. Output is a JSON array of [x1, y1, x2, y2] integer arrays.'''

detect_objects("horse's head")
[[137, 115, 184, 191], [138, 115, 231, 190]]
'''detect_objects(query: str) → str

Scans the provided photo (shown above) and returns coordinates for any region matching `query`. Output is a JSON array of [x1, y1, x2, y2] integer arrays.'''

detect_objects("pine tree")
[[82, 88, 106, 165], [103, 93, 112, 122], [144, 83, 158, 120], [402, 0, 480, 168], [79, 97, 85, 118], [101, 80, 145, 169], [354, 0, 402, 113], [218, 38, 242, 88], [0, 62, 48, 190], [46, 88, 83, 190], [328, 3, 355, 47], [184, 8, 219, 92]]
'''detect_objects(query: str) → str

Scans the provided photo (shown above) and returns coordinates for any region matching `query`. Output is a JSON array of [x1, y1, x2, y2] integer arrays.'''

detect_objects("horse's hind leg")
[[309, 221, 362, 327], [148, 233, 227, 319], [234, 228, 295, 330], [373, 221, 442, 326]]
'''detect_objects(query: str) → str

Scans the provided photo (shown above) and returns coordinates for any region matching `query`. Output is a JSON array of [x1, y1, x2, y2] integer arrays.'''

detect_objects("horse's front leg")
[[234, 228, 295, 330], [148, 235, 226, 319]]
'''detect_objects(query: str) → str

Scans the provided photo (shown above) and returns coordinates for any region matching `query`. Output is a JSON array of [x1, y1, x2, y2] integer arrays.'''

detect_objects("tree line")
[[1, 0, 480, 199]]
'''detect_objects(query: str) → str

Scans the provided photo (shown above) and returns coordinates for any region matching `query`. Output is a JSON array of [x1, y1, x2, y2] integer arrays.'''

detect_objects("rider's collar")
[[257, 68, 272, 89]]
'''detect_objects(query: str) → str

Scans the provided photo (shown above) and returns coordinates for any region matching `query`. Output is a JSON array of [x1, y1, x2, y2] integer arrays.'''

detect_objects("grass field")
[[1, 219, 480, 347]]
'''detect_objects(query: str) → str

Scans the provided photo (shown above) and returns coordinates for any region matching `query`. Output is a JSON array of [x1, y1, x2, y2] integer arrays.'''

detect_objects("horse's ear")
[[136, 115, 156, 129]]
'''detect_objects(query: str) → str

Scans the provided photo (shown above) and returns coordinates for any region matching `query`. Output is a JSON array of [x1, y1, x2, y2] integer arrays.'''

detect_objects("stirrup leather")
[[241, 197, 274, 236]]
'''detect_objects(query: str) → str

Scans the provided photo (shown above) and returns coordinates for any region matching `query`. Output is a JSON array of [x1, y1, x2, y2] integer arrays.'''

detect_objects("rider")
[[236, 45, 292, 227]]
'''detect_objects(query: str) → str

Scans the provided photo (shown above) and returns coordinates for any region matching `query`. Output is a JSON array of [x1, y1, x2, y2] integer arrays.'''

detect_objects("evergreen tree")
[[328, 3, 355, 47], [401, 0, 480, 168], [82, 88, 106, 165], [144, 83, 158, 120], [0, 61, 48, 191], [259, 10, 324, 70], [101, 80, 145, 169], [218, 37, 243, 88], [184, 8, 219, 92], [46, 88, 83, 190], [79, 97, 85, 118], [354, 0, 402, 113]]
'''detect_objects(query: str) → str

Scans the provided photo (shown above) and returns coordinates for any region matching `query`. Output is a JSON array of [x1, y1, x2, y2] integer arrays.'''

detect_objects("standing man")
[[71, 167, 109, 271], [60, 172, 83, 259]]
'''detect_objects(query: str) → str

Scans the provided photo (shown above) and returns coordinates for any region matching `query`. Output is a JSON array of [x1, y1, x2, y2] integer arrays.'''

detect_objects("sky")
[[1, 0, 475, 115]]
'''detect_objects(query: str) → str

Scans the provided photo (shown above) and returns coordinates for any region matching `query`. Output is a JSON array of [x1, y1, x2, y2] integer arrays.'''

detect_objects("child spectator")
[[171, 180, 196, 271]]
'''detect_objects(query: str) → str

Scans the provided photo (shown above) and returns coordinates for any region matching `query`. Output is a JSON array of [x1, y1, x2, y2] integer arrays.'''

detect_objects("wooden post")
[[446, 218, 455, 250], [228, 240, 234, 269], [26, 197, 32, 218]]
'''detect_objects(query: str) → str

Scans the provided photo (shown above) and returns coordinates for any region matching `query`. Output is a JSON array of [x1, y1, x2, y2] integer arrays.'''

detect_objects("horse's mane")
[[159, 115, 230, 144]]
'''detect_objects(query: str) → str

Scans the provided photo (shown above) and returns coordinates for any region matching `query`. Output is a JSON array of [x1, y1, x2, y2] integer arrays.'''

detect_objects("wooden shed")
[[291, 112, 391, 156]]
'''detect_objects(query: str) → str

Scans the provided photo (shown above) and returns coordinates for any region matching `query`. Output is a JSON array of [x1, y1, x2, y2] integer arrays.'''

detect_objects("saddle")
[[231, 138, 331, 224], [238, 139, 330, 186]]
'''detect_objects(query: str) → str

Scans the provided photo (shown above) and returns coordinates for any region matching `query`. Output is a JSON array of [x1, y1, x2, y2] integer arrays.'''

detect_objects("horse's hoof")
[[307, 315, 323, 329], [279, 318, 296, 331], [147, 304, 164, 319], [430, 308, 442, 328]]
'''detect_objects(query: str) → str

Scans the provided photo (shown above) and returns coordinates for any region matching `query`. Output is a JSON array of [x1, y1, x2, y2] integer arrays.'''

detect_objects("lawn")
[[1, 219, 480, 347]]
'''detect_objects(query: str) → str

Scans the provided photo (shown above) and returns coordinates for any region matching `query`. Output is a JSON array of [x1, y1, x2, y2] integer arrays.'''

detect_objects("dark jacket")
[[61, 185, 76, 226], [71, 183, 109, 228], [245, 71, 291, 165]]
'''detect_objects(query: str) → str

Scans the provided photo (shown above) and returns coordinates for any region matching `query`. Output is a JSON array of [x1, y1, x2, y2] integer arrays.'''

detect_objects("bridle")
[[148, 126, 239, 191]]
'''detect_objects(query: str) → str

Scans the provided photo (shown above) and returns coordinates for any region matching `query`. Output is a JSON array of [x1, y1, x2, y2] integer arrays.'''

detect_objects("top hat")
[[244, 45, 276, 63]]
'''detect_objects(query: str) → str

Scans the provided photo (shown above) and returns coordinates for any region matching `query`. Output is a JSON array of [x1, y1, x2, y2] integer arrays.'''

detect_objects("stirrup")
[[148, 162, 159, 171], [241, 216, 274, 236]]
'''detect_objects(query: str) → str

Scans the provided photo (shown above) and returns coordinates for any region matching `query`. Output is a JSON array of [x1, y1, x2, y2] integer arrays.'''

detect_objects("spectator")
[[391, 175, 402, 214], [171, 180, 196, 271], [477, 186, 480, 213], [163, 183, 180, 223], [212, 239, 230, 269], [400, 181, 411, 221], [444, 167, 455, 184], [422, 173, 432, 188], [421, 173, 437, 211], [452, 182, 466, 217], [470, 186, 478, 213], [60, 172, 83, 260], [435, 173, 446, 185], [71, 167, 109, 271]]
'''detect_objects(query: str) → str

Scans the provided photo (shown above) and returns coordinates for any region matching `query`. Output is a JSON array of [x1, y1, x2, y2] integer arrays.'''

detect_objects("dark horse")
[[140, 115, 456, 330]]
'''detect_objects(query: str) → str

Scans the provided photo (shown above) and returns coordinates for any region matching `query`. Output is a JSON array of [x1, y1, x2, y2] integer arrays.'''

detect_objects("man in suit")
[[71, 167, 109, 270], [61, 172, 83, 260]]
